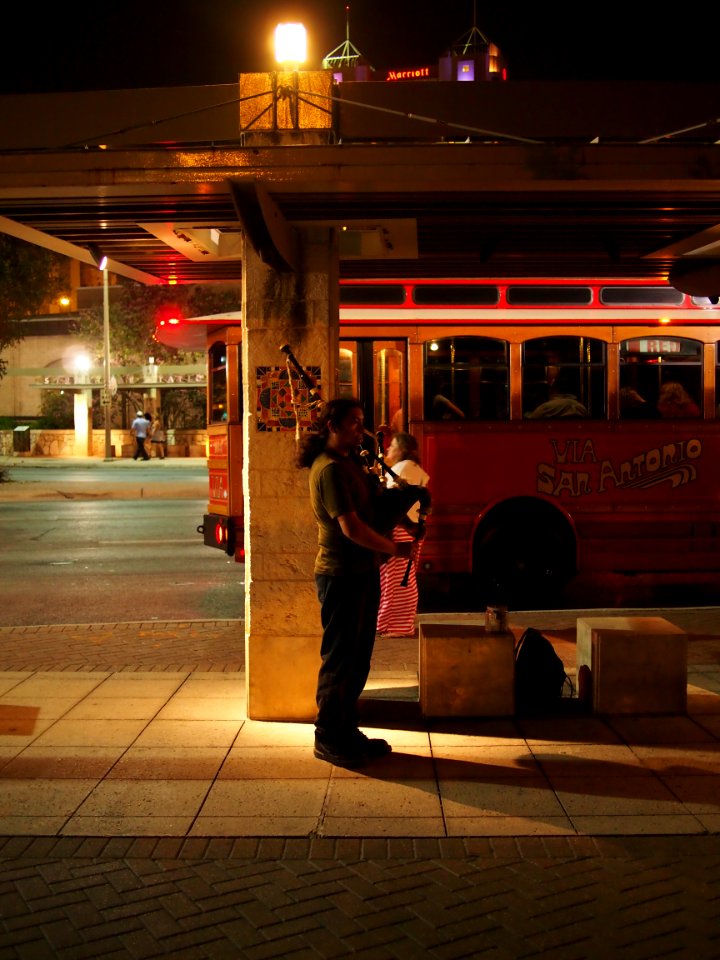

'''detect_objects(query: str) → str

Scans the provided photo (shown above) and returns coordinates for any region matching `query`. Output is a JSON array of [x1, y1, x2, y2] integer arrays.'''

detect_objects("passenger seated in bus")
[[658, 381, 700, 418], [620, 387, 661, 419], [526, 369, 588, 418], [433, 392, 465, 419], [426, 373, 465, 419]]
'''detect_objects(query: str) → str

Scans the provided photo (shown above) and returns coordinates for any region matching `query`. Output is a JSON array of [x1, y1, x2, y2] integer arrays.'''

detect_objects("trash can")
[[13, 425, 31, 454]]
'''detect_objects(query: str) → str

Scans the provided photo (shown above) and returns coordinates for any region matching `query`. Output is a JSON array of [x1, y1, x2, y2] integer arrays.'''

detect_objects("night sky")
[[1, 0, 718, 93]]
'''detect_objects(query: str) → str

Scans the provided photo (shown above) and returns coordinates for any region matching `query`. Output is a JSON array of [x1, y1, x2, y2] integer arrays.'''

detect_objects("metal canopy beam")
[[0, 214, 162, 284], [229, 180, 298, 273], [1, 140, 719, 283]]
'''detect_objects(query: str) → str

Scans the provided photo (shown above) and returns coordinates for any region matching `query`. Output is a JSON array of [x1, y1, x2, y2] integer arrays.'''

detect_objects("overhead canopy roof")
[[1, 79, 719, 290]]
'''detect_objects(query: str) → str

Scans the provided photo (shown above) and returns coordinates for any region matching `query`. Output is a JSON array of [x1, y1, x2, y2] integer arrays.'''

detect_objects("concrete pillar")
[[73, 390, 92, 457], [242, 228, 338, 720]]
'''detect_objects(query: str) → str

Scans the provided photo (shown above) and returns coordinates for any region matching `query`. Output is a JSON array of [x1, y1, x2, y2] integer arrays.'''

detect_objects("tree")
[[0, 236, 64, 379], [39, 389, 74, 428], [73, 279, 241, 366], [74, 279, 241, 428], [161, 388, 206, 429]]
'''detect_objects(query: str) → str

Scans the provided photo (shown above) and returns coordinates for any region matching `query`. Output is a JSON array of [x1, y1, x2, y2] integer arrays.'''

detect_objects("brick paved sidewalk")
[[0, 622, 245, 673], [0, 607, 718, 673], [2, 835, 720, 959]]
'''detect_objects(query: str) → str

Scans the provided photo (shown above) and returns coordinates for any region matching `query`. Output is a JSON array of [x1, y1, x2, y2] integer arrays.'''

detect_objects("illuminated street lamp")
[[274, 23, 307, 67], [88, 243, 113, 460], [73, 353, 92, 381], [88, 243, 107, 271]]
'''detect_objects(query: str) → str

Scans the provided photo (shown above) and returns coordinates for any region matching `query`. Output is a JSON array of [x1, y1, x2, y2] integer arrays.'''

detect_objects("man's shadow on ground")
[[355, 691, 720, 818]]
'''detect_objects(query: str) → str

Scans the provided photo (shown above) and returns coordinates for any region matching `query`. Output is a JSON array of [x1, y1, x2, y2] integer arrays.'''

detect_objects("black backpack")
[[514, 627, 572, 715]]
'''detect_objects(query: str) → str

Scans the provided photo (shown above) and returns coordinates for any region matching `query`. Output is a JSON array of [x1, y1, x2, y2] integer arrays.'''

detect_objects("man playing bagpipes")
[[296, 397, 427, 769]]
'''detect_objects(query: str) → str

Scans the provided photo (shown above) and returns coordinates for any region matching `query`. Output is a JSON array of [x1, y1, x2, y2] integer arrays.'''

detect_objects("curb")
[[0, 482, 206, 501]]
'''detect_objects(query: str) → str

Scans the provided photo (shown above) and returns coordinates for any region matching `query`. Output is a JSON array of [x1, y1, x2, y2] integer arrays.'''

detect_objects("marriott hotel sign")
[[386, 66, 434, 81]]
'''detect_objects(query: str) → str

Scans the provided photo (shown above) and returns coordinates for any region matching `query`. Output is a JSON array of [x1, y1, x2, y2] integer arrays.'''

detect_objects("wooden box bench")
[[576, 616, 687, 715], [419, 622, 515, 717]]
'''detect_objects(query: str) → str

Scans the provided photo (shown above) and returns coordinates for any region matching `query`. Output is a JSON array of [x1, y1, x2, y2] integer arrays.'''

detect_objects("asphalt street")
[[0, 499, 243, 627]]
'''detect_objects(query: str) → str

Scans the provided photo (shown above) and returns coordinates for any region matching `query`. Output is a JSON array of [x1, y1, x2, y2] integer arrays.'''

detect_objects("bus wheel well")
[[472, 498, 577, 609]]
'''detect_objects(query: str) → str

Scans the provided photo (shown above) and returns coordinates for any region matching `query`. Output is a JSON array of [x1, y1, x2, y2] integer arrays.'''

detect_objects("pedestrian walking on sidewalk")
[[150, 414, 166, 459], [297, 397, 418, 769], [143, 413, 153, 457], [130, 411, 151, 461]]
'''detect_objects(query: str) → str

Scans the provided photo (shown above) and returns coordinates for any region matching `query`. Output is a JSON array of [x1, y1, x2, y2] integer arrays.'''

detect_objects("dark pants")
[[314, 570, 381, 749], [133, 437, 149, 460]]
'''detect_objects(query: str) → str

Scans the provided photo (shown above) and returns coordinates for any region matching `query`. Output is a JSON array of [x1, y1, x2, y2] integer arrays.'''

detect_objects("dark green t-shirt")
[[309, 450, 378, 576]]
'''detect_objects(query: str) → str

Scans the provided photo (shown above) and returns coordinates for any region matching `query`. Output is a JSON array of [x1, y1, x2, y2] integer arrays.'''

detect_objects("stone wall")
[[0, 429, 208, 458]]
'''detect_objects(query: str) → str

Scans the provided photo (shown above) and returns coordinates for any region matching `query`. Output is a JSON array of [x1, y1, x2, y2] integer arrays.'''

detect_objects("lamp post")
[[88, 244, 113, 460], [102, 263, 112, 460], [274, 22, 307, 129], [239, 22, 331, 144]]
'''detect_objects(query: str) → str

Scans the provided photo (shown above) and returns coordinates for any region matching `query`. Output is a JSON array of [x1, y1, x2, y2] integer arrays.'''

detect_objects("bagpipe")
[[281, 343, 431, 582], [355, 431, 432, 587], [355, 437, 431, 536]]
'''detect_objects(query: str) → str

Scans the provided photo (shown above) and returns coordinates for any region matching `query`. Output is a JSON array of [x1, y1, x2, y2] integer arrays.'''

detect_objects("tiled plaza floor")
[[1, 610, 719, 840]]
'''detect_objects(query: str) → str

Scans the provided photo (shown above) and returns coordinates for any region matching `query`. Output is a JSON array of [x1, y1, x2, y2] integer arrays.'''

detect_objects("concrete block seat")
[[576, 616, 687, 715], [419, 622, 515, 717]]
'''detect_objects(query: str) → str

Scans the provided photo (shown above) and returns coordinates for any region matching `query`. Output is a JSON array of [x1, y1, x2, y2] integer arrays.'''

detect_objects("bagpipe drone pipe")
[[279, 343, 323, 409], [278, 342, 431, 553]]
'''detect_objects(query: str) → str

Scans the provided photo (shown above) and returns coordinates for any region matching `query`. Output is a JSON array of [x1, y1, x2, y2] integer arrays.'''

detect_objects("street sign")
[[100, 388, 111, 406]]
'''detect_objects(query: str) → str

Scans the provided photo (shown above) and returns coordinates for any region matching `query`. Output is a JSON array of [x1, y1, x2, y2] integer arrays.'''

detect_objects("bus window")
[[209, 341, 228, 422], [338, 345, 357, 398], [341, 339, 406, 433], [522, 336, 606, 419], [375, 343, 405, 434], [620, 337, 702, 419], [424, 336, 509, 421]]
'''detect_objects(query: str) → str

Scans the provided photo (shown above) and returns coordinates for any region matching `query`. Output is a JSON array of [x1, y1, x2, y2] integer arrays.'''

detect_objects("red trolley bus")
[[158, 277, 720, 607]]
